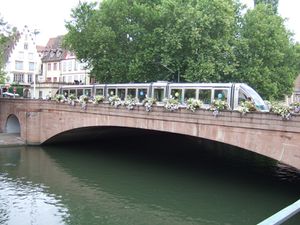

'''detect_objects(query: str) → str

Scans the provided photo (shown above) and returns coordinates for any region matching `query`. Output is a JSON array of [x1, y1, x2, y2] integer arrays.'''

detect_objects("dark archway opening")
[[5, 114, 21, 134]]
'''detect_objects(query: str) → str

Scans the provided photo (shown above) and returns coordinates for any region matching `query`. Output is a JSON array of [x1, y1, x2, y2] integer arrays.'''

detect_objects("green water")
[[0, 134, 299, 225]]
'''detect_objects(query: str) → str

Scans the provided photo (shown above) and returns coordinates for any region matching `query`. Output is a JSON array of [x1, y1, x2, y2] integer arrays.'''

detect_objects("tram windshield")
[[240, 84, 269, 111]]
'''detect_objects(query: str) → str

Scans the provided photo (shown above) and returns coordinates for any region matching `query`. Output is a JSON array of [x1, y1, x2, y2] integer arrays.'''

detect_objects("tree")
[[0, 15, 9, 83], [64, 0, 241, 83], [0, 14, 17, 84], [64, 0, 299, 100], [234, 4, 299, 99], [254, 0, 278, 13]]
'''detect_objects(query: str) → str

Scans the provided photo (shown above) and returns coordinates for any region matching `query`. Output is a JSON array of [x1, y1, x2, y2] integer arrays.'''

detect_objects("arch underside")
[[43, 125, 276, 163]]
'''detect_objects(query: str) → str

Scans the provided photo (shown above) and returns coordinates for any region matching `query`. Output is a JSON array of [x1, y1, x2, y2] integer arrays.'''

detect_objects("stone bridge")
[[0, 98, 300, 170]]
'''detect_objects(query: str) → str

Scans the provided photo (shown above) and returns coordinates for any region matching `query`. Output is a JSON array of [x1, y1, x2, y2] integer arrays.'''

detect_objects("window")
[[53, 63, 57, 71], [127, 89, 136, 98], [13, 73, 24, 82], [184, 89, 196, 101], [70, 89, 76, 95], [28, 53, 34, 60], [214, 89, 228, 101], [108, 88, 116, 96], [199, 89, 211, 104], [28, 74, 33, 83], [46, 77, 51, 82], [47, 63, 51, 71], [138, 89, 147, 102], [24, 43, 28, 50], [85, 89, 92, 96], [80, 63, 85, 70], [68, 61, 72, 71], [63, 62, 66, 72], [96, 88, 104, 95], [15, 61, 24, 70], [171, 89, 182, 102], [74, 61, 78, 71], [77, 89, 83, 96], [53, 77, 57, 82], [18, 51, 24, 59], [29, 62, 35, 71]]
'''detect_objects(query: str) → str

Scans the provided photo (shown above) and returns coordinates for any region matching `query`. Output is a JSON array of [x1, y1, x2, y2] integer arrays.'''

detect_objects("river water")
[[0, 133, 299, 225]]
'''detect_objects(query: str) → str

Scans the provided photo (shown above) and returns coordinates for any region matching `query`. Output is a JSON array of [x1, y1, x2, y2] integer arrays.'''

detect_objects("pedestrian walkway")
[[0, 133, 25, 146]]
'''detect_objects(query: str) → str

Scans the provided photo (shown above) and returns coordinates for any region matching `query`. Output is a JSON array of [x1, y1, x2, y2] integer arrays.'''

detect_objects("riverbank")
[[0, 133, 25, 146]]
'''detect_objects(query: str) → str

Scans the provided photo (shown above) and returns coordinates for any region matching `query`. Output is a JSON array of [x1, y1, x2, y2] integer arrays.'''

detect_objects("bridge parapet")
[[1, 98, 300, 170]]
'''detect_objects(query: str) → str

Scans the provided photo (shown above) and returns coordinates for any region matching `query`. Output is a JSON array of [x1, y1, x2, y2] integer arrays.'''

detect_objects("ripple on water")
[[0, 173, 70, 225]]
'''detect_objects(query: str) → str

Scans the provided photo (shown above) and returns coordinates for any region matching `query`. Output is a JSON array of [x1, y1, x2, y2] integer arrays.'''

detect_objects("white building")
[[4, 25, 42, 98], [61, 51, 89, 85], [34, 36, 90, 99]]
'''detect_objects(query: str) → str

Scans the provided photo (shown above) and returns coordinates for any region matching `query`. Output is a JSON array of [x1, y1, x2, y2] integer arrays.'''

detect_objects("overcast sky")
[[1, 0, 299, 46]]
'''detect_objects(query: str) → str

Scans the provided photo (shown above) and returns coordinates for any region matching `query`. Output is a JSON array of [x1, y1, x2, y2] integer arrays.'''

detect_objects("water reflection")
[[0, 135, 300, 225], [0, 173, 68, 225]]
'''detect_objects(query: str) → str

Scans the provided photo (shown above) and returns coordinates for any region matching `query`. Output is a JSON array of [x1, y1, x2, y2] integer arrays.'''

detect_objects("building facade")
[[34, 36, 90, 99], [4, 25, 42, 98]]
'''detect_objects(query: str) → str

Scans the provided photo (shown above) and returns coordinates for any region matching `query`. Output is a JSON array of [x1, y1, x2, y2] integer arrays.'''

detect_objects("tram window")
[[199, 90, 211, 104], [96, 88, 104, 95], [127, 89, 136, 98], [117, 89, 126, 100], [108, 89, 116, 96], [153, 88, 164, 102], [85, 89, 92, 96], [184, 89, 196, 101], [77, 89, 83, 96], [238, 90, 248, 105], [70, 89, 76, 95], [138, 89, 147, 102], [214, 89, 228, 101], [63, 91, 68, 98], [170, 89, 182, 100]]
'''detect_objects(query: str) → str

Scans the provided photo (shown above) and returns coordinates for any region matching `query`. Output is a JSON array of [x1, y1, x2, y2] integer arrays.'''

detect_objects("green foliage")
[[269, 101, 291, 120], [0, 14, 18, 84], [209, 99, 229, 111], [64, 0, 300, 100], [254, 0, 278, 13], [0, 15, 8, 83], [163, 97, 179, 111], [8, 86, 23, 96], [142, 97, 156, 112], [93, 95, 105, 104], [64, 0, 241, 83], [236, 100, 257, 115], [186, 98, 203, 112], [234, 4, 299, 100], [55, 94, 66, 102]]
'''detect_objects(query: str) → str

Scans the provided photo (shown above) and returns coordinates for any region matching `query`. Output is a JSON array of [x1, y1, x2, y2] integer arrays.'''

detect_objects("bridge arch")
[[5, 114, 21, 134]]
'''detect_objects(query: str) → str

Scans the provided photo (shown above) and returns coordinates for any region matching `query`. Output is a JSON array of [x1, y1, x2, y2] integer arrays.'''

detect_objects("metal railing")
[[258, 199, 300, 225]]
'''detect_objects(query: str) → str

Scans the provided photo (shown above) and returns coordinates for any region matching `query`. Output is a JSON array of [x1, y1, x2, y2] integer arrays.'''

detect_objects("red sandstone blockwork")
[[1, 99, 300, 170]]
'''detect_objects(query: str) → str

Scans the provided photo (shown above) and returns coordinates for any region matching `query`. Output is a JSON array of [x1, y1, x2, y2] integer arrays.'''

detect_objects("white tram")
[[59, 81, 269, 111]]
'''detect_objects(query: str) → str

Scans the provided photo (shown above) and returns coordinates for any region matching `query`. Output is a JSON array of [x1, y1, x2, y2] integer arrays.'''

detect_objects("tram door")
[[117, 89, 126, 100], [153, 88, 165, 102]]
